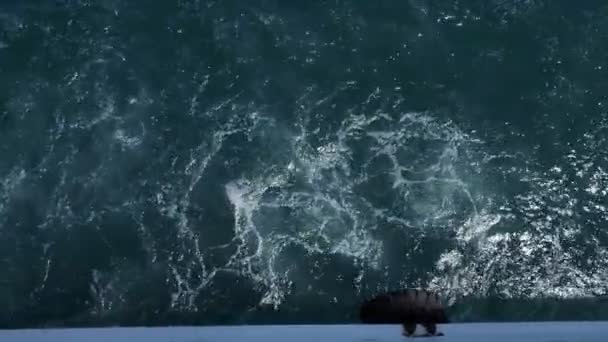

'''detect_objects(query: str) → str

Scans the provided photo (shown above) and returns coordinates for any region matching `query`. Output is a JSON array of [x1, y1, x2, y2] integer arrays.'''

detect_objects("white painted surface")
[[1, 322, 608, 342]]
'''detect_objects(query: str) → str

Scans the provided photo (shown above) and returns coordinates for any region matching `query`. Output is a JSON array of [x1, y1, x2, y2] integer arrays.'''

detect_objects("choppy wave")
[[2, 0, 608, 327]]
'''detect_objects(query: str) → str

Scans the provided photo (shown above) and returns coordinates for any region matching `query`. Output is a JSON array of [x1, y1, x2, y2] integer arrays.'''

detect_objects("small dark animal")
[[359, 288, 449, 337]]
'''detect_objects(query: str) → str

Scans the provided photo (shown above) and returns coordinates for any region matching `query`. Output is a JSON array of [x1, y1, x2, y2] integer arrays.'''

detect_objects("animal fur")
[[359, 288, 449, 337]]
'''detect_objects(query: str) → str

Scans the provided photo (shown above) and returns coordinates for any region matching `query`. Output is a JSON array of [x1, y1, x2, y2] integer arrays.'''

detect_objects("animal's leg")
[[422, 322, 444, 336], [401, 322, 416, 337]]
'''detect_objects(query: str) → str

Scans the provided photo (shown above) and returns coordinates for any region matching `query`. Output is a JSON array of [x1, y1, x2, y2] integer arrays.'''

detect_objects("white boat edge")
[[2, 322, 608, 341]]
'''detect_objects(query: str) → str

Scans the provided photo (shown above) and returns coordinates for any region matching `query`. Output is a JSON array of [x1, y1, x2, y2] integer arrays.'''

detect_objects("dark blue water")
[[2, 0, 608, 328]]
